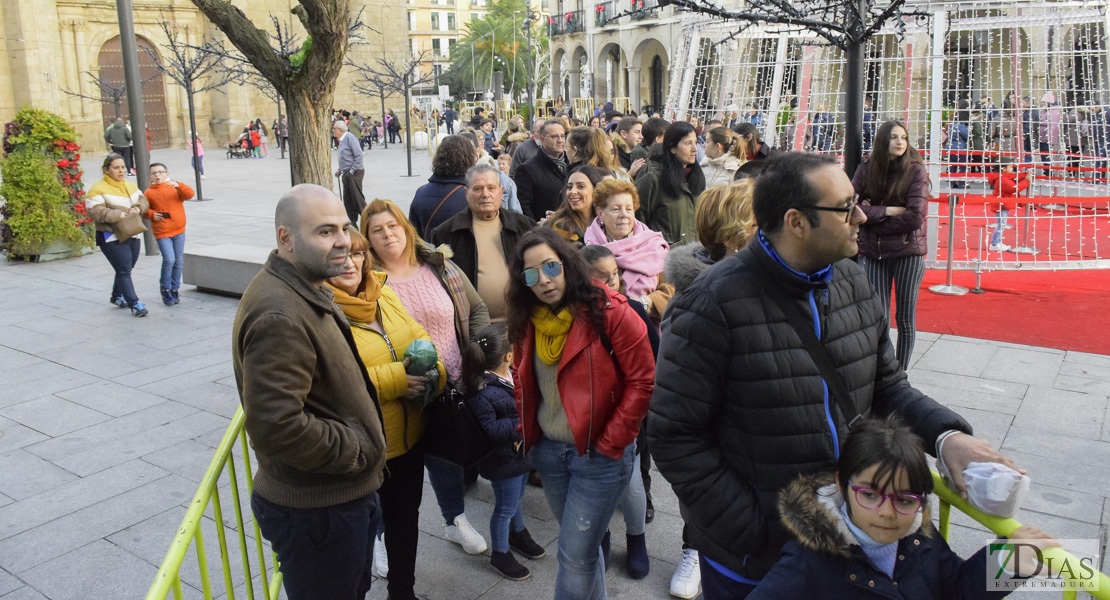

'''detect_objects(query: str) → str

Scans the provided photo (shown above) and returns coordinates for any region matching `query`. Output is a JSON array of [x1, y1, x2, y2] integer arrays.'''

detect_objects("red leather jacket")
[[513, 288, 655, 460]]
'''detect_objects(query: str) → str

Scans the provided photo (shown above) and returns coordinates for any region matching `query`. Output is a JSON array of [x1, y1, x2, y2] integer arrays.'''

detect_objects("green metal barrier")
[[933, 471, 1110, 600], [145, 407, 282, 600]]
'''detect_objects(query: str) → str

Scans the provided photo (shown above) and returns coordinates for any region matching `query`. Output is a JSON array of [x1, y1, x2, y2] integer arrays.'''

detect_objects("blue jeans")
[[98, 235, 141, 305], [191, 154, 204, 175], [990, 207, 1009, 247], [617, 452, 646, 536], [529, 438, 634, 600], [425, 455, 465, 525], [251, 491, 381, 600], [489, 473, 528, 553], [155, 233, 185, 291]]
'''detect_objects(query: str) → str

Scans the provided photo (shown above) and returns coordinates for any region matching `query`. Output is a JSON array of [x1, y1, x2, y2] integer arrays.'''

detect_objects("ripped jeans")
[[529, 437, 634, 600]]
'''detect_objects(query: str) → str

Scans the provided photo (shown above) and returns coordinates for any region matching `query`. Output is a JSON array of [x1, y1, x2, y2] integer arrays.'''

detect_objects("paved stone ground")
[[1, 143, 1109, 599]]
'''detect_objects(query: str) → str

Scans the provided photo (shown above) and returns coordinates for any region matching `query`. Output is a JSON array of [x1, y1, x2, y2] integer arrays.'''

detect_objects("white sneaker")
[[988, 243, 1012, 252], [444, 513, 488, 554], [670, 549, 701, 599], [372, 532, 388, 578]]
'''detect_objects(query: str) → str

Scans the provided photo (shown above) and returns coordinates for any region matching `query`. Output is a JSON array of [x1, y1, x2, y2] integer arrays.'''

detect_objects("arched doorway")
[[98, 36, 170, 149], [651, 56, 664, 110]]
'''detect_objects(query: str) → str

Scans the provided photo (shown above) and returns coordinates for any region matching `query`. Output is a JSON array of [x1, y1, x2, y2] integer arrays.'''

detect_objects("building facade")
[[0, 0, 408, 151], [547, 0, 681, 113]]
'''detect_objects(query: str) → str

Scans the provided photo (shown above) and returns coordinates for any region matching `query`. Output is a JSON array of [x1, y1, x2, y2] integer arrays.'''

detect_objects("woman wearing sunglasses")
[[506, 228, 656, 600], [748, 415, 1059, 600]]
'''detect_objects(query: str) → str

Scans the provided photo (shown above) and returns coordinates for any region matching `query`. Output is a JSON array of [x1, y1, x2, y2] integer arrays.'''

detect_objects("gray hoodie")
[[104, 120, 132, 147]]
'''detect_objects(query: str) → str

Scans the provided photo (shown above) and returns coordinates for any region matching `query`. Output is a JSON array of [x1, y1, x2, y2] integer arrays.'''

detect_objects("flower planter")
[[25, 238, 92, 263]]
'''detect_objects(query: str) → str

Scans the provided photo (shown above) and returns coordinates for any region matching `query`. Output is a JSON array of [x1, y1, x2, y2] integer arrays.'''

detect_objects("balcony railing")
[[595, 1, 615, 27], [629, 0, 660, 20], [549, 10, 584, 35]]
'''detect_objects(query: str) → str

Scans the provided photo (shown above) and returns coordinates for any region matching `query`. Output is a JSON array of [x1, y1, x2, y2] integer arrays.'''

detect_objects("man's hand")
[[941, 432, 1024, 499], [885, 206, 907, 217], [629, 157, 646, 178], [335, 170, 343, 177]]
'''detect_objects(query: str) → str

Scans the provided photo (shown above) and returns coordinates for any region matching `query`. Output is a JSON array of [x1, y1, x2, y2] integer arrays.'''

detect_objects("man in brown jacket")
[[232, 184, 388, 600]]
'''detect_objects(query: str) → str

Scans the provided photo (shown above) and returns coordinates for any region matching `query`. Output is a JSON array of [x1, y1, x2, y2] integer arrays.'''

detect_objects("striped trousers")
[[863, 254, 926, 371]]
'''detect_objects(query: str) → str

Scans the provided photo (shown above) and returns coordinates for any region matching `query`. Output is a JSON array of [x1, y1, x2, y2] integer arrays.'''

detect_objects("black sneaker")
[[490, 550, 530, 581], [110, 295, 128, 308], [130, 302, 149, 317], [508, 527, 545, 559], [160, 289, 175, 305], [171, 289, 180, 304]]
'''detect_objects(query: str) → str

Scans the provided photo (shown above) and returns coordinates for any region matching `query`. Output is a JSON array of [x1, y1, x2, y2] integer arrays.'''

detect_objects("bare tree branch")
[[144, 18, 234, 94], [61, 71, 160, 118]]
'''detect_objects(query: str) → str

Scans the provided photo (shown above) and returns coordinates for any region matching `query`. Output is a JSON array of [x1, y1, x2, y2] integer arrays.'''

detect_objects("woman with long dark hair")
[[634, 121, 706, 246], [547, 165, 607, 244], [507, 228, 655, 600], [852, 120, 930, 371]]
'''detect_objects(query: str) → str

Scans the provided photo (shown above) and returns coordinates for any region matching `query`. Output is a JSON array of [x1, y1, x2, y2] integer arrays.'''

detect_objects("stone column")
[[59, 20, 80, 118], [569, 68, 581, 100], [627, 66, 641, 112], [73, 27, 91, 117]]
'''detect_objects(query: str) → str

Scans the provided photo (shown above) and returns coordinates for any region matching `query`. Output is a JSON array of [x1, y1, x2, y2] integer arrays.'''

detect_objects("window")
[[447, 13, 456, 30], [433, 39, 441, 54], [431, 12, 440, 30], [408, 12, 414, 30]]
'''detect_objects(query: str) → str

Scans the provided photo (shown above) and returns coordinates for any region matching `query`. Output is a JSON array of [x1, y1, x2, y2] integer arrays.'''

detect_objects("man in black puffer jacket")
[[649, 152, 1021, 599]]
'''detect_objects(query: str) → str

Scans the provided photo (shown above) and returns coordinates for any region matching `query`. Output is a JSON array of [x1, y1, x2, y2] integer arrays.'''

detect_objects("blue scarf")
[[840, 502, 899, 578]]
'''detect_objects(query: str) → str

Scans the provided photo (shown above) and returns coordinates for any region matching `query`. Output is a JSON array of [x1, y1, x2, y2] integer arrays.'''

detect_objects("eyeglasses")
[[521, 260, 563, 286], [848, 482, 925, 515], [350, 251, 367, 262], [810, 195, 860, 223]]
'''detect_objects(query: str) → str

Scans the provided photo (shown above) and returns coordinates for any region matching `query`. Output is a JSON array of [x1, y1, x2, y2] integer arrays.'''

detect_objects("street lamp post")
[[517, 9, 540, 118]]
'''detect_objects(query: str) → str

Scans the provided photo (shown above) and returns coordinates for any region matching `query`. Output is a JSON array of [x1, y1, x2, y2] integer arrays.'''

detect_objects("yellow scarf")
[[531, 305, 576, 365], [327, 271, 384, 324], [89, 175, 139, 202]]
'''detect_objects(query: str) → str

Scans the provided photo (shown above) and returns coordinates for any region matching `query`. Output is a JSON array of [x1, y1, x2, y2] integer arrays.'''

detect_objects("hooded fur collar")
[[663, 242, 716, 295], [777, 472, 928, 559]]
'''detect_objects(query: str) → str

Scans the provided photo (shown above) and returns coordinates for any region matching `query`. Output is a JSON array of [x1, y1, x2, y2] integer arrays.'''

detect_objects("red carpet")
[[912, 268, 1110, 355]]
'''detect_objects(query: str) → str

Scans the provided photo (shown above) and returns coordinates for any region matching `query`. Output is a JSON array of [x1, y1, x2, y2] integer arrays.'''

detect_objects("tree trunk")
[[284, 87, 335, 187]]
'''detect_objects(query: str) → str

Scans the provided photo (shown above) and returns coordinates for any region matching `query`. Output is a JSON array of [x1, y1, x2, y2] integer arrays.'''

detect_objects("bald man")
[[232, 184, 388, 600]]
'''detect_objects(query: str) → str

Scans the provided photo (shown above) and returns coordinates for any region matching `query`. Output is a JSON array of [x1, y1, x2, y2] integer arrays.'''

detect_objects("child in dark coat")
[[748, 416, 1060, 600], [461, 324, 546, 581]]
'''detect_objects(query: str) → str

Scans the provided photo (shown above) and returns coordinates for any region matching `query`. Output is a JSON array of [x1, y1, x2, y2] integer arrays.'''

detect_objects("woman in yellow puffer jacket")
[[326, 229, 445, 600]]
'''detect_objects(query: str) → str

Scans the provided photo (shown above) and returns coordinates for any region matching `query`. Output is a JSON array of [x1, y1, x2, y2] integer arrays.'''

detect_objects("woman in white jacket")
[[699, 126, 745, 188]]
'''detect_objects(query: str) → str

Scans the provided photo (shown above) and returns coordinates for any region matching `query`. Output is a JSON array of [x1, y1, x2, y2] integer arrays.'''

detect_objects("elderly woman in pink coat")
[[583, 178, 673, 320]]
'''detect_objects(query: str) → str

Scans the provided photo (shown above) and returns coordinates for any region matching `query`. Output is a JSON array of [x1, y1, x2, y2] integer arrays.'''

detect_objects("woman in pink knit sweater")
[[360, 198, 492, 572]]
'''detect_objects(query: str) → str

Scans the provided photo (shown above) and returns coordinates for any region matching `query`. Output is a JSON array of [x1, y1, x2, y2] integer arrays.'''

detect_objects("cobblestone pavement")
[[0, 143, 1108, 599]]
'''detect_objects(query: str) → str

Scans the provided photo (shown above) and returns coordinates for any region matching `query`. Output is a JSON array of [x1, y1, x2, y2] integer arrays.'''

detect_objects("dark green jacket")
[[635, 165, 698, 246]]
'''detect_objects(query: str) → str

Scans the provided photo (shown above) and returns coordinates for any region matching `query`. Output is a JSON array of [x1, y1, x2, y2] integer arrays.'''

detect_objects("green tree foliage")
[[443, 0, 549, 100], [0, 149, 85, 257]]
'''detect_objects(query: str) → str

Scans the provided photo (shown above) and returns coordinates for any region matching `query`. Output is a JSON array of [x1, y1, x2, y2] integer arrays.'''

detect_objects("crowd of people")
[[222, 96, 1070, 600]]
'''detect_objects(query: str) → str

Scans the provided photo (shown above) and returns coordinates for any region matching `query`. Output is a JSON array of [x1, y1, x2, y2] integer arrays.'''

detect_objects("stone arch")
[[631, 37, 668, 113], [551, 46, 567, 102], [97, 35, 170, 149], [569, 45, 589, 99], [595, 42, 628, 102]]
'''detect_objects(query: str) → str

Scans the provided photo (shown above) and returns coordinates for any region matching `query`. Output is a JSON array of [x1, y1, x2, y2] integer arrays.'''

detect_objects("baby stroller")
[[226, 139, 251, 159]]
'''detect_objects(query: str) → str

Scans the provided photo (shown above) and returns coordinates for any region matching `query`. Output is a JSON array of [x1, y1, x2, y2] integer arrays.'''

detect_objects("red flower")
[[73, 153, 80, 161], [66, 142, 79, 152], [57, 159, 70, 168]]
